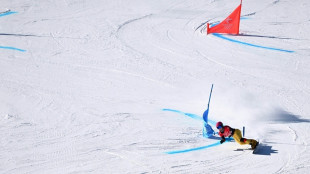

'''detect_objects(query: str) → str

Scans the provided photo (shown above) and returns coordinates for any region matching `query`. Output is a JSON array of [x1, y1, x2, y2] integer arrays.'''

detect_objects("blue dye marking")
[[0, 11, 25, 52], [162, 108, 217, 125], [0, 46, 26, 52], [207, 119, 216, 126], [212, 33, 294, 53], [210, 22, 219, 27], [0, 11, 17, 17], [165, 141, 221, 154], [162, 108, 222, 154], [240, 16, 249, 20], [162, 109, 203, 121], [165, 137, 234, 154], [163, 85, 219, 153]]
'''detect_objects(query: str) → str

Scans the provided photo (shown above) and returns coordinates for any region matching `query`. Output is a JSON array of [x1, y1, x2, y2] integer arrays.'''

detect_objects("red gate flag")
[[207, 2, 242, 35]]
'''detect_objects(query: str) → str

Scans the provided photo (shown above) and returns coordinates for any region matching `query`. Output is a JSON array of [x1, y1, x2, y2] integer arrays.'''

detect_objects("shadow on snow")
[[235, 144, 278, 156], [268, 109, 310, 123]]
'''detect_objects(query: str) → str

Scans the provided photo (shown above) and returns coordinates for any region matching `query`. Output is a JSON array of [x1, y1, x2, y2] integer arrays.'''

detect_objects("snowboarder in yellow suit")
[[216, 121, 258, 149]]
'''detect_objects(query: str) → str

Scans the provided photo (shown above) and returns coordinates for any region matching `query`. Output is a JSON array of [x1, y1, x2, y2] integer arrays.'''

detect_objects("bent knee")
[[240, 138, 247, 143]]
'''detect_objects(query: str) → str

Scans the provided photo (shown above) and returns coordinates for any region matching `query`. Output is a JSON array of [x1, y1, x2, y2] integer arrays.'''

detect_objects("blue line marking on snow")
[[165, 142, 221, 154], [212, 33, 294, 53], [210, 22, 219, 27], [240, 16, 249, 20], [0, 11, 17, 17], [162, 108, 221, 154], [165, 137, 234, 154], [162, 109, 203, 121], [0, 11, 25, 52], [162, 108, 216, 125], [0, 46, 26, 52], [207, 119, 216, 126]]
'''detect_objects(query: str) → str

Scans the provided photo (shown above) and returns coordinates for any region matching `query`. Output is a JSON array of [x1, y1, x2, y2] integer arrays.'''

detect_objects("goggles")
[[217, 125, 223, 129]]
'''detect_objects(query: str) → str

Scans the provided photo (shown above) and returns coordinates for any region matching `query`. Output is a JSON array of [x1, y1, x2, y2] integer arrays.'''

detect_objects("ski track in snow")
[[1, 0, 310, 173], [108, 0, 310, 173], [0, 11, 26, 52]]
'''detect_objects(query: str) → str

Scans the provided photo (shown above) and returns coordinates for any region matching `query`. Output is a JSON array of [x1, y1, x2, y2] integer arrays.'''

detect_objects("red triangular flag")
[[207, 3, 242, 35]]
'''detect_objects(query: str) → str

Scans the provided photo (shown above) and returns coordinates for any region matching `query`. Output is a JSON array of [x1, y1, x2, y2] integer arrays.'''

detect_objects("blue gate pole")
[[243, 126, 245, 137]]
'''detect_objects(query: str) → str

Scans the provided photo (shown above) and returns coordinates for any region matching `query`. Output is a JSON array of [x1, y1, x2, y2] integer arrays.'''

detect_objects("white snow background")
[[1, 0, 310, 173]]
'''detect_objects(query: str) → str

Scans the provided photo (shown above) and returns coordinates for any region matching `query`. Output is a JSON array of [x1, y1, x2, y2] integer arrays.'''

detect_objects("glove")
[[220, 139, 226, 144]]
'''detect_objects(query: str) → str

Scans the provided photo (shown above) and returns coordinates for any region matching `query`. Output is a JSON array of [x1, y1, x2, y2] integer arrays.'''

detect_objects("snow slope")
[[1, 0, 310, 173]]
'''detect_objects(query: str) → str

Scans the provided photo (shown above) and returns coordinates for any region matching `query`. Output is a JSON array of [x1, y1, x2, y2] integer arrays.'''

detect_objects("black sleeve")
[[220, 136, 226, 144]]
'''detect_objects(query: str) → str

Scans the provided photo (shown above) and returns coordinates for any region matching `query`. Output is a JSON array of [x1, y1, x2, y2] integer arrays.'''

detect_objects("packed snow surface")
[[1, 0, 310, 173]]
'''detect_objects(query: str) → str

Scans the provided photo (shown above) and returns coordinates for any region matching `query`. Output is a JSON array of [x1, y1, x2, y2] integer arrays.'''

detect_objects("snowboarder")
[[216, 121, 258, 149]]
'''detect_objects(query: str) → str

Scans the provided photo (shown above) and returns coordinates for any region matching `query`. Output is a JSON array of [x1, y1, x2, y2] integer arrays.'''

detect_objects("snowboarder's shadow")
[[234, 144, 278, 155]]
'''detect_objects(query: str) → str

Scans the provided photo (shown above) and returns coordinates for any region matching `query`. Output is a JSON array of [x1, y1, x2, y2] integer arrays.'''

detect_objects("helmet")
[[216, 121, 223, 129]]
